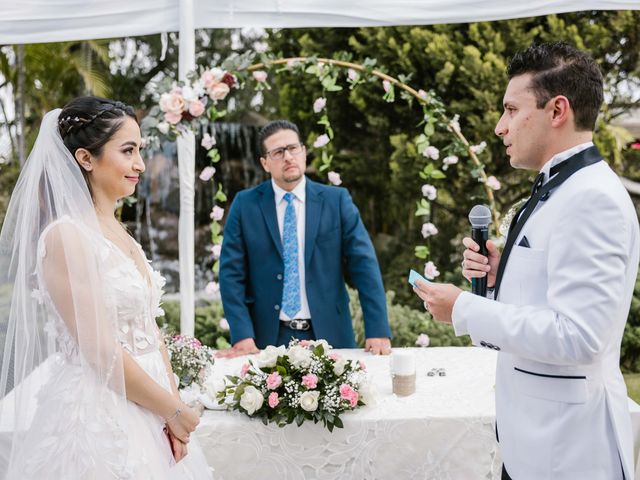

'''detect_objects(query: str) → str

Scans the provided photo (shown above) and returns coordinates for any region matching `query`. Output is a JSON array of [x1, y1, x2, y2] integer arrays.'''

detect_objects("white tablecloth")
[[197, 347, 503, 479]]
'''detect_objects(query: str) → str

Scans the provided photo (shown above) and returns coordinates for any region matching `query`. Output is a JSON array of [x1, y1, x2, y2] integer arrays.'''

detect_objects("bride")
[[0, 97, 213, 479]]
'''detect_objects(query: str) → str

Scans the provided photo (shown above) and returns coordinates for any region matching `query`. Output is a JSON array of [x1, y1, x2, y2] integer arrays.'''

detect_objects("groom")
[[218, 120, 391, 358], [414, 42, 639, 479]]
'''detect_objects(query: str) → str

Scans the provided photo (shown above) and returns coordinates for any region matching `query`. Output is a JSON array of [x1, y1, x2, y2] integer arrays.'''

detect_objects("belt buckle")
[[291, 319, 309, 331]]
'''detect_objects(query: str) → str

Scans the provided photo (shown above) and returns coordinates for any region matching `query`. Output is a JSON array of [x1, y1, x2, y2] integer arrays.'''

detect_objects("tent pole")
[[177, 0, 196, 336]]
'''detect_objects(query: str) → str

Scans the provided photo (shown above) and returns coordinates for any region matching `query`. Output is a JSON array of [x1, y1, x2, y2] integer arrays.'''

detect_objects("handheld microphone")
[[468, 205, 492, 297]]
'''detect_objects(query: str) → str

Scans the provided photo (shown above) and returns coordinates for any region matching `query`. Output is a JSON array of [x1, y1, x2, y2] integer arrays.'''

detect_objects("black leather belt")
[[280, 319, 311, 331]]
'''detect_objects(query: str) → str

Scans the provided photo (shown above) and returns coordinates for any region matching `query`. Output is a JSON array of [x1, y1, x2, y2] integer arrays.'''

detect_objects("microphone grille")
[[468, 204, 492, 227]]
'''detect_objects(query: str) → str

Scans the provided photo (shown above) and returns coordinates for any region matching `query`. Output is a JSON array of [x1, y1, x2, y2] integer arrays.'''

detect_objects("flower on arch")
[[327, 171, 342, 186], [205, 281, 220, 295], [421, 184, 437, 200], [253, 70, 268, 83], [382, 80, 392, 93], [423, 146, 440, 160], [443, 155, 458, 169], [201, 133, 216, 150], [424, 261, 440, 280], [210, 205, 225, 221], [313, 97, 327, 113], [486, 176, 501, 190], [313, 134, 330, 148], [415, 333, 430, 347], [421, 222, 438, 238], [470, 141, 487, 155], [199, 166, 216, 182]]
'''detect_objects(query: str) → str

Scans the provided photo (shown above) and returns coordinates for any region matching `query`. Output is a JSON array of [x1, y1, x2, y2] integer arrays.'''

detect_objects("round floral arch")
[[141, 52, 502, 328]]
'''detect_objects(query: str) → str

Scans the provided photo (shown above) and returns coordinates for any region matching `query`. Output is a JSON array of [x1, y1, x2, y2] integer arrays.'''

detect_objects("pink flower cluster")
[[172, 334, 202, 349], [339, 383, 359, 407], [158, 68, 236, 126]]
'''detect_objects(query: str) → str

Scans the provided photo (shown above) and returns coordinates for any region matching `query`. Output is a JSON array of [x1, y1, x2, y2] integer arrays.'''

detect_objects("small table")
[[196, 347, 502, 479]]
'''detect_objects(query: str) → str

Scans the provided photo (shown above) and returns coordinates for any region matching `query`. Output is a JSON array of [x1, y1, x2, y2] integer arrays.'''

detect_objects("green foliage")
[[348, 287, 469, 348], [265, 11, 640, 305], [0, 162, 20, 227], [157, 299, 231, 350], [621, 274, 640, 373]]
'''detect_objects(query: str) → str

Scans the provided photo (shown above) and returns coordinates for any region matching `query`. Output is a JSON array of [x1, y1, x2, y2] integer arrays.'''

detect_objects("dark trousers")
[[502, 465, 512, 480], [276, 323, 315, 347]]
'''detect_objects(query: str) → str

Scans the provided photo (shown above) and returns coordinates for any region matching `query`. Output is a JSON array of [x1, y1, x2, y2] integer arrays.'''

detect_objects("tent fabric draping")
[[1, 1, 639, 45]]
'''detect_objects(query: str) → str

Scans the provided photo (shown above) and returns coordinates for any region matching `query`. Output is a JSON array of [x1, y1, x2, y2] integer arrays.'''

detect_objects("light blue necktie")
[[281, 192, 301, 318]]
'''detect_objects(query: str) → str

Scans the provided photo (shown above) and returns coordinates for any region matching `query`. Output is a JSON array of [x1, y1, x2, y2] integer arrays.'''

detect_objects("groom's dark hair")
[[508, 42, 603, 131], [258, 120, 301, 156]]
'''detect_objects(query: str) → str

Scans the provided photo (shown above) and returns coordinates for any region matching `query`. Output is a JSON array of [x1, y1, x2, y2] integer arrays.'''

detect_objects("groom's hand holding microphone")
[[414, 205, 501, 323]]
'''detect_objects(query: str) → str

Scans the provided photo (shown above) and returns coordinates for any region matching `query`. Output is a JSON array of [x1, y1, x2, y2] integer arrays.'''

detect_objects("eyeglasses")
[[265, 143, 305, 161]]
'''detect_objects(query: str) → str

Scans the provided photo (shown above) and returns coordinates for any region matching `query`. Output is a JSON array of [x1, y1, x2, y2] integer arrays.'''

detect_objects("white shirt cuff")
[[452, 291, 475, 337]]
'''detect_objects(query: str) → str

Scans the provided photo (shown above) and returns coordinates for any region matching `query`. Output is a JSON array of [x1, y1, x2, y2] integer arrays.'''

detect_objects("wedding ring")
[[423, 301, 429, 312], [461, 259, 465, 270]]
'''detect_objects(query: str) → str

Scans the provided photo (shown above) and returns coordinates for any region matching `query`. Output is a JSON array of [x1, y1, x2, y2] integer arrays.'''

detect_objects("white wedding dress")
[[5, 217, 213, 479]]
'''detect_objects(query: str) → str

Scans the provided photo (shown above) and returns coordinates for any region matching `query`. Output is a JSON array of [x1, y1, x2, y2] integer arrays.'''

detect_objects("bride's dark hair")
[[57, 96, 137, 196], [58, 96, 137, 158]]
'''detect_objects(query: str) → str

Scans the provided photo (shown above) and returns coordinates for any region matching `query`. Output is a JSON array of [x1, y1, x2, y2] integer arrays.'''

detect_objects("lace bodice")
[[34, 217, 166, 358]]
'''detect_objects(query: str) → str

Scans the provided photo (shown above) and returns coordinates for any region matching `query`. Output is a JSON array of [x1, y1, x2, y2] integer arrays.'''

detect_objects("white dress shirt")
[[271, 177, 311, 320]]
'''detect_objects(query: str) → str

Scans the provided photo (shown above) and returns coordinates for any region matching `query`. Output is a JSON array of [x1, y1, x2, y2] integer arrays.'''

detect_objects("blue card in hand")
[[408, 269, 430, 288]]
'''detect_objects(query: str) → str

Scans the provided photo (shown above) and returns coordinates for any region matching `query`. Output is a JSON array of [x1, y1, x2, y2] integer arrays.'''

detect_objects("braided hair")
[[58, 96, 137, 197], [58, 96, 137, 158]]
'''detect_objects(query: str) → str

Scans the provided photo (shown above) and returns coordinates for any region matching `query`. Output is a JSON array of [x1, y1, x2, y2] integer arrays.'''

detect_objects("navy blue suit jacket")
[[219, 177, 390, 348]]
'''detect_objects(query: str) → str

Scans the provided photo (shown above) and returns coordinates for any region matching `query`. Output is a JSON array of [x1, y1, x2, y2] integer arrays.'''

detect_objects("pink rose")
[[348, 391, 359, 407], [339, 383, 355, 399], [268, 392, 279, 408], [219, 317, 229, 331], [299, 340, 312, 347], [358, 360, 367, 372], [266, 372, 282, 390], [209, 82, 230, 101], [212, 244, 222, 259], [423, 146, 440, 160], [201, 68, 224, 89], [253, 70, 268, 83], [188, 99, 206, 117], [164, 111, 182, 125], [329, 352, 341, 361], [240, 363, 250, 378], [382, 80, 391, 93], [421, 222, 438, 238], [418, 89, 428, 100], [347, 69, 359, 82], [159, 91, 185, 115], [201, 133, 216, 150], [302, 373, 318, 389]]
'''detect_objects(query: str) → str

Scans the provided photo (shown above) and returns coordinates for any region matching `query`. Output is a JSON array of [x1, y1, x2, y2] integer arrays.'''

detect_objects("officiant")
[[217, 120, 391, 358], [413, 42, 639, 480]]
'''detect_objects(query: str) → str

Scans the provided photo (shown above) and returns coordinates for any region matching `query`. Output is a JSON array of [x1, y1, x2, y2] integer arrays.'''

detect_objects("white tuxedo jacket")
[[453, 158, 639, 479]]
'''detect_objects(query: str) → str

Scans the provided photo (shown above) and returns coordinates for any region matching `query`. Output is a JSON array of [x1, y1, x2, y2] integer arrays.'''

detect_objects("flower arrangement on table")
[[217, 339, 373, 432], [165, 334, 216, 389]]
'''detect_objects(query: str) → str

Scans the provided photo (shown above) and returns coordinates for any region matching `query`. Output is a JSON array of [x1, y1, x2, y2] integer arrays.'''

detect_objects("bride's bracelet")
[[165, 408, 182, 423]]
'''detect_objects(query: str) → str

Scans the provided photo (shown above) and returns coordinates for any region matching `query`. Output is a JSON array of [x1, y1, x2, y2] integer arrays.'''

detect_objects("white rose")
[[299, 391, 320, 412], [311, 339, 331, 351], [287, 345, 312, 369], [203, 375, 226, 399], [256, 345, 285, 368], [239, 385, 264, 415], [358, 382, 378, 406], [157, 121, 170, 135], [333, 357, 347, 376]]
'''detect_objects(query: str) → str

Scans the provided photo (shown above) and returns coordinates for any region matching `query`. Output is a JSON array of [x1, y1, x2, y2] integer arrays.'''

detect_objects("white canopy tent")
[[2, 0, 639, 334]]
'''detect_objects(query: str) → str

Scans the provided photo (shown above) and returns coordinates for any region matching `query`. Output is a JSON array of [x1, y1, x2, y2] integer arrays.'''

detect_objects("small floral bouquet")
[[165, 334, 215, 389], [217, 339, 373, 432]]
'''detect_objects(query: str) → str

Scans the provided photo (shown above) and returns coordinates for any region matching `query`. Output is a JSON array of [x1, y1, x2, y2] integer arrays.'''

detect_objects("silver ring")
[[423, 301, 429, 311], [461, 259, 465, 269]]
